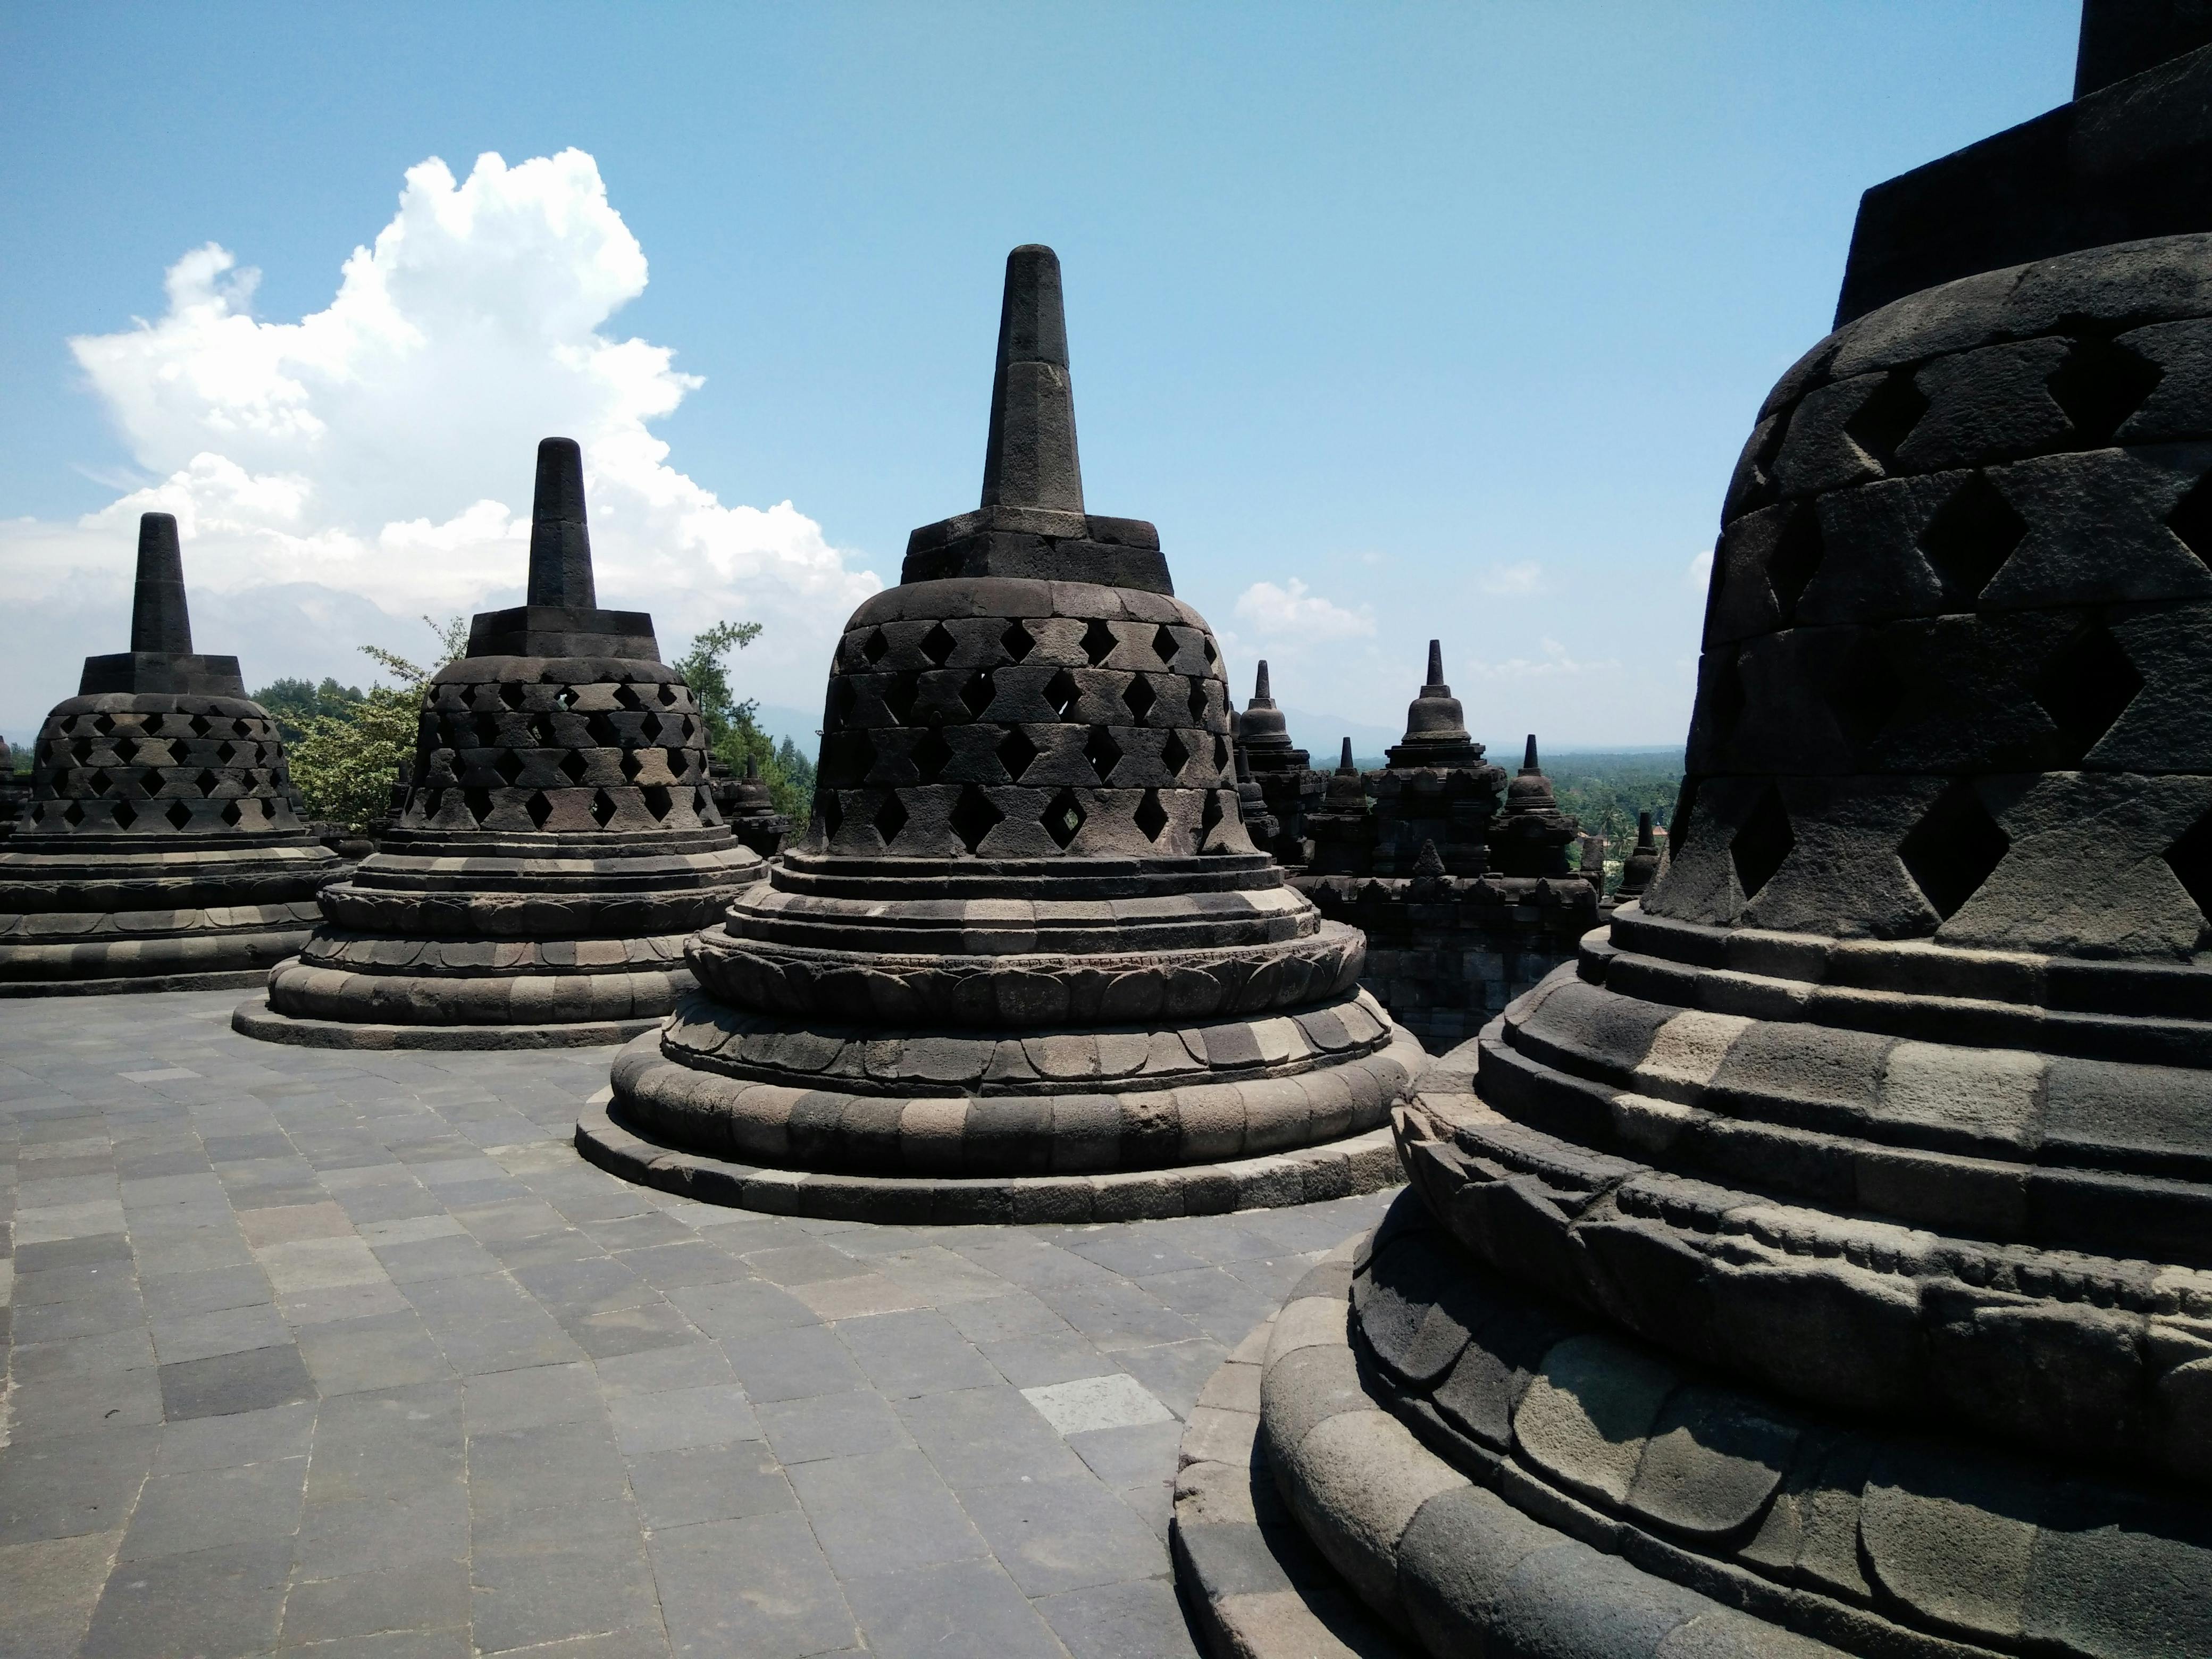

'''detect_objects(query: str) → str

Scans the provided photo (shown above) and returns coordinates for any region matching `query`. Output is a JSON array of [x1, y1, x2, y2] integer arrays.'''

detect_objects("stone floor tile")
[[79, 1535, 291, 1659], [1036, 1576, 1202, 1659], [665, 1275, 819, 1339], [1058, 1228, 1212, 1278], [741, 1242, 868, 1286], [0, 1529, 122, 1659], [941, 1288, 1077, 1343], [236, 1200, 354, 1246], [256, 1236, 389, 1294], [281, 1559, 472, 1646], [462, 1361, 602, 1433], [1132, 1266, 1283, 1343], [0, 1426, 156, 1546], [564, 1298, 696, 1359], [646, 1510, 857, 1659], [841, 1559, 1072, 1659], [297, 1310, 455, 1394], [294, 1486, 472, 1578], [757, 1388, 914, 1467], [979, 1328, 1115, 1388], [838, 1308, 1000, 1398], [468, 1501, 658, 1656], [607, 1382, 758, 1454], [722, 1323, 864, 1402], [789, 1271, 926, 1322], [1111, 1336, 1231, 1417], [787, 1447, 988, 1578], [898, 1385, 1092, 1489], [591, 1339, 732, 1396], [9, 1279, 143, 1344], [1061, 1419, 1186, 1488], [12, 1325, 156, 1383], [1022, 1373, 1175, 1437], [624, 1442, 794, 1530], [2, 1365, 167, 1442], [140, 1262, 272, 1320], [158, 1342, 316, 1419], [151, 1299, 290, 1364], [466, 1419, 630, 1519], [956, 1474, 1167, 1597], [610, 1239, 750, 1290], [119, 1454, 308, 1559]]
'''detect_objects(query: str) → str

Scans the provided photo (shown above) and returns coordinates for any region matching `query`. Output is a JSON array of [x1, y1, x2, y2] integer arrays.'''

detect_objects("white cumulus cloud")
[[1231, 577, 1376, 643], [1477, 559, 1545, 596], [1686, 546, 1714, 590], [0, 148, 878, 735]]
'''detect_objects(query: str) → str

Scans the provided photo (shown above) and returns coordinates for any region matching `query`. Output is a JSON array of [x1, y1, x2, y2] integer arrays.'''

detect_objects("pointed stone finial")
[[980, 246, 1084, 513], [1413, 839, 1447, 877], [1338, 737, 1355, 773], [130, 514, 194, 655], [1426, 639, 1445, 690], [526, 438, 597, 609], [1637, 809, 1655, 849], [745, 751, 760, 782], [1254, 660, 1272, 705], [1522, 734, 1540, 773]]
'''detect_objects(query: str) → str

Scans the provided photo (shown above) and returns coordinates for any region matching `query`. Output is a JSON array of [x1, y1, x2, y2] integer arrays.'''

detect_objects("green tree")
[[286, 616, 467, 831], [672, 621, 814, 821], [253, 676, 365, 743]]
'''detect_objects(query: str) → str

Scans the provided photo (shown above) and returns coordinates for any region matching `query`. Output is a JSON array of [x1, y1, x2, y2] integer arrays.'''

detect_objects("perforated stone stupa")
[[0, 514, 343, 995], [577, 245, 1423, 1222], [233, 438, 764, 1048], [1234, 661, 1322, 865], [1178, 9, 2212, 1656]]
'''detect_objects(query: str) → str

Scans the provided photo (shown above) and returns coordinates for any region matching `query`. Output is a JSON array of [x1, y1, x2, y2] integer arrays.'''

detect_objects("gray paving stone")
[[647, 1511, 858, 1659], [0, 993, 1390, 1658]]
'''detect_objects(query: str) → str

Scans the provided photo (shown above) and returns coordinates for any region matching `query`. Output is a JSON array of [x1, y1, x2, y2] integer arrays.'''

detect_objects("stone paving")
[[0, 990, 1394, 1658]]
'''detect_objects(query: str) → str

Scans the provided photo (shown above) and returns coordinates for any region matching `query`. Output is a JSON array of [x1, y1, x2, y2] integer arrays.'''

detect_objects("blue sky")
[[0, 1, 2079, 755]]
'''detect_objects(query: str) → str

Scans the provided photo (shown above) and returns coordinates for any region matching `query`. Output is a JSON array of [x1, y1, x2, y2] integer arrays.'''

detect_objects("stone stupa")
[[1176, 6, 2212, 1656], [1235, 660, 1322, 865], [578, 245, 1425, 1222], [233, 438, 765, 1048], [0, 514, 343, 994]]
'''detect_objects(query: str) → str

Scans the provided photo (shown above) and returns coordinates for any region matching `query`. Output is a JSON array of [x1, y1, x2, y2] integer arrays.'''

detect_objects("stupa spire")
[[1425, 639, 1444, 689], [1521, 733, 1539, 772], [129, 513, 192, 656], [1253, 660, 1273, 704], [526, 438, 597, 609], [1338, 737, 1355, 773], [979, 246, 1084, 513]]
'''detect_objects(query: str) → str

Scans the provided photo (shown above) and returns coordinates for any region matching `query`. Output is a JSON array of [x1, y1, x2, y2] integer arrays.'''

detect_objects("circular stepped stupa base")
[[5, 966, 275, 999], [574, 1093, 1402, 1224], [1174, 1231, 1846, 1659], [231, 990, 663, 1051]]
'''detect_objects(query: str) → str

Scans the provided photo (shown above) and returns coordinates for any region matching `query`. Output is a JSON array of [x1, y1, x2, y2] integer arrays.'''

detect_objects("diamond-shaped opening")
[[113, 801, 138, 830], [69, 736, 91, 762], [1001, 621, 1035, 663], [1214, 735, 1231, 772], [873, 791, 909, 845], [114, 737, 139, 764], [165, 799, 194, 830], [530, 715, 555, 744], [87, 767, 112, 795], [862, 627, 890, 664], [658, 682, 678, 706], [1919, 473, 2028, 606], [1152, 624, 1180, 666], [559, 750, 588, 784], [664, 747, 689, 781], [998, 726, 1040, 781], [884, 671, 921, 725], [62, 801, 85, 827], [1200, 787, 1224, 840], [2163, 807, 2212, 936], [216, 740, 238, 763], [910, 727, 953, 785], [642, 785, 673, 822], [1202, 636, 1218, 665], [1082, 619, 1118, 666], [2046, 335, 2164, 447], [828, 677, 858, 730], [463, 787, 492, 825], [1767, 502, 1824, 622], [1043, 787, 1086, 850], [2169, 469, 2212, 571], [1046, 669, 1082, 720], [2031, 619, 2142, 764], [196, 769, 220, 797], [558, 685, 581, 709], [1084, 725, 1122, 784], [960, 671, 995, 719], [1729, 785, 1794, 900], [620, 750, 644, 783], [591, 789, 618, 827], [950, 785, 1002, 853], [818, 789, 844, 837], [219, 801, 242, 827], [1123, 676, 1158, 723], [640, 712, 664, 743], [189, 715, 213, 736], [1187, 680, 1210, 724], [93, 714, 114, 735], [495, 750, 525, 786], [921, 622, 957, 666], [1844, 369, 1929, 468], [678, 716, 696, 742], [1161, 731, 1191, 777], [474, 713, 501, 745], [1829, 631, 1905, 752], [1901, 783, 2009, 920], [499, 682, 525, 710], [527, 791, 553, 830], [586, 711, 621, 748], [615, 682, 644, 711], [1135, 787, 1169, 842]]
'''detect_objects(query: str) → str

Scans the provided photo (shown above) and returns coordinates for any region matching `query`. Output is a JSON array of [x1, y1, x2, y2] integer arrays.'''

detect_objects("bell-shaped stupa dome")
[[580, 246, 1423, 1221]]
